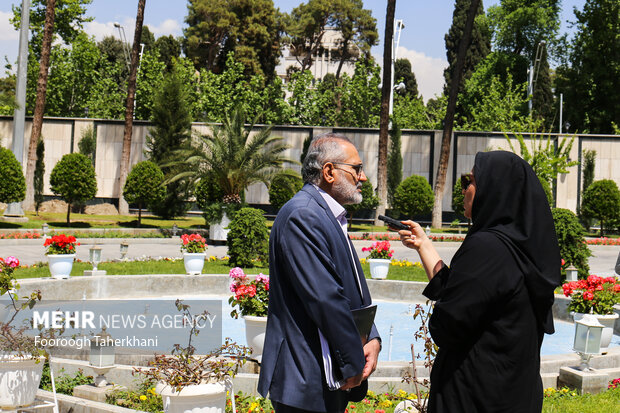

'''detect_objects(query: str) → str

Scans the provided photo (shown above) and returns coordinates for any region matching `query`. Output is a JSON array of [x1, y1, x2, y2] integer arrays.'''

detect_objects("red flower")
[[583, 291, 594, 301]]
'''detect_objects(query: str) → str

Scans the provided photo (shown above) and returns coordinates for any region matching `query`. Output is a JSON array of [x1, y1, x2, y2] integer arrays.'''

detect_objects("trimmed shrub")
[[0, 146, 26, 204], [268, 172, 303, 210], [195, 172, 230, 224], [227, 207, 269, 268], [452, 177, 464, 218], [581, 179, 620, 236], [552, 208, 591, 279], [392, 175, 434, 218], [78, 126, 96, 161], [123, 161, 166, 226], [49, 153, 97, 224], [345, 180, 380, 225]]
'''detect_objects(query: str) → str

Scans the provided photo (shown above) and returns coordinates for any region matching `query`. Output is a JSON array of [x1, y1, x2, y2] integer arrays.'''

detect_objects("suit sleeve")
[[278, 208, 366, 380], [422, 234, 519, 349]]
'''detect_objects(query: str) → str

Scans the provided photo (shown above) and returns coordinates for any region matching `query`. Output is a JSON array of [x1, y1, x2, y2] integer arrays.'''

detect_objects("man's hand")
[[361, 338, 381, 380]]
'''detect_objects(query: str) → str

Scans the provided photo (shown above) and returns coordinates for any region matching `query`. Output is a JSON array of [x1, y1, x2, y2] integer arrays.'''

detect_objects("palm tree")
[[170, 105, 298, 218]]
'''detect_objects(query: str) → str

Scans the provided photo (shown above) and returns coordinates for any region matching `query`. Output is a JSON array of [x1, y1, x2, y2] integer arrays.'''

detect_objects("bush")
[[268, 171, 303, 210], [345, 180, 380, 224], [78, 126, 96, 160], [195, 172, 229, 224], [123, 161, 166, 226], [0, 146, 26, 204], [581, 179, 620, 236], [49, 153, 97, 224], [34, 139, 45, 214], [392, 174, 434, 218], [227, 207, 268, 268], [552, 208, 591, 279]]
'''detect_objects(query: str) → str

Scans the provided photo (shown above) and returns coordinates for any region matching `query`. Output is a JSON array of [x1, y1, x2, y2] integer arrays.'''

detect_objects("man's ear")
[[322, 162, 336, 184]]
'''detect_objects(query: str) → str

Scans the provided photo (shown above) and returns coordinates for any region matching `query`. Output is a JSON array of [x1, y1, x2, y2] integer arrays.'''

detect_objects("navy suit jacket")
[[258, 184, 379, 412]]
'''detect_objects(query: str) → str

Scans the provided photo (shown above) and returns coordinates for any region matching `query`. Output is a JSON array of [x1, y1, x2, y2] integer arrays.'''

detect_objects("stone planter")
[[243, 315, 268, 362], [0, 356, 45, 409], [572, 312, 619, 354], [47, 254, 76, 279], [156, 381, 227, 413], [183, 253, 206, 275], [368, 258, 391, 280]]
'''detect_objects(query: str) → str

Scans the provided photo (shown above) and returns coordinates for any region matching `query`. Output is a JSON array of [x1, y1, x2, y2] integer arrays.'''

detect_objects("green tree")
[[552, 208, 591, 278], [284, 0, 377, 74], [394, 58, 419, 99], [555, 0, 620, 133], [77, 126, 96, 161], [0, 73, 17, 115], [34, 139, 45, 214], [452, 177, 465, 218], [387, 122, 402, 208], [392, 175, 434, 218], [49, 153, 97, 224], [345, 180, 379, 228], [0, 147, 26, 204], [135, 49, 166, 120], [170, 105, 297, 222], [11, 0, 93, 59], [146, 67, 193, 219], [581, 179, 620, 236], [578, 149, 596, 228], [337, 58, 381, 127], [184, 0, 283, 80], [443, 0, 490, 100], [122, 161, 166, 226], [154, 35, 182, 72]]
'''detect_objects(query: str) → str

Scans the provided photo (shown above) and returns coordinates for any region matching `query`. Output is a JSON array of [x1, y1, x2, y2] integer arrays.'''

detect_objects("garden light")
[[573, 314, 603, 371], [89, 328, 115, 387], [565, 265, 578, 282], [89, 245, 102, 271], [120, 241, 129, 260]]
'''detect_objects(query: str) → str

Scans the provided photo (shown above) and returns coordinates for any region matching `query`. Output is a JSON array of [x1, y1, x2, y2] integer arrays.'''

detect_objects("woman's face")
[[462, 171, 476, 219]]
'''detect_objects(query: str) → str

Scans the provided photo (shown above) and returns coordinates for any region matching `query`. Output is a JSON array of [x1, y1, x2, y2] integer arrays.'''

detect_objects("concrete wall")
[[1, 116, 618, 213]]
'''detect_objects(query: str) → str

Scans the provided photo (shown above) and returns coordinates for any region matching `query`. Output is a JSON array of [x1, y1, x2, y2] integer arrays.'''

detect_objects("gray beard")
[[333, 179, 363, 205]]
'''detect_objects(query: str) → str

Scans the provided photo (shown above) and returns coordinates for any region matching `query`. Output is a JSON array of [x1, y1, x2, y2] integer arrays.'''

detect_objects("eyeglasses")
[[330, 162, 364, 179], [461, 173, 474, 190]]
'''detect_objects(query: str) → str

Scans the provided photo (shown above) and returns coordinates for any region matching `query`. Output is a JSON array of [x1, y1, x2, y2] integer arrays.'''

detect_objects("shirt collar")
[[313, 184, 347, 222]]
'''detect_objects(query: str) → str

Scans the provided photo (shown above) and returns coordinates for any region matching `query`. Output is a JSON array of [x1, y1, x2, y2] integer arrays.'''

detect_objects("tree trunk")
[[23, 0, 56, 211], [375, 0, 395, 224], [118, 0, 146, 215], [66, 202, 71, 224], [431, 0, 480, 228]]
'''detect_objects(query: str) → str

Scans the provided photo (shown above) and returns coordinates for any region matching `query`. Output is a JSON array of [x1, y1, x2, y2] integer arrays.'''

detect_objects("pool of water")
[[214, 297, 619, 361]]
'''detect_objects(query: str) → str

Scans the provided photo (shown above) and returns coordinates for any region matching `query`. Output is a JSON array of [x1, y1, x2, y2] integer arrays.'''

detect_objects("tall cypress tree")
[[34, 138, 45, 215], [146, 67, 193, 219], [532, 49, 554, 128], [394, 58, 419, 99], [443, 0, 491, 98], [387, 121, 403, 208]]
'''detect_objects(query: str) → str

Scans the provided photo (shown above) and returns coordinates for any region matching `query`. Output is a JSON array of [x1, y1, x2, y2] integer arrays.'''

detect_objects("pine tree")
[[394, 58, 419, 99], [146, 67, 193, 219], [443, 0, 490, 98]]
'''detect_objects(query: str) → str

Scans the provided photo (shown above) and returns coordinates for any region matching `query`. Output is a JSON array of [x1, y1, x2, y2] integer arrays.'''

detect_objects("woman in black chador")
[[396, 151, 561, 412]]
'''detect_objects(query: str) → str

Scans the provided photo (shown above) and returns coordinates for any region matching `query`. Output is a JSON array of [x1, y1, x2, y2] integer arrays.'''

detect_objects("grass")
[[542, 387, 620, 412], [14, 258, 428, 282]]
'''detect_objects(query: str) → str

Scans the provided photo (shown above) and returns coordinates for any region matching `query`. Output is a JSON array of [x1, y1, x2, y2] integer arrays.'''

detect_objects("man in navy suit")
[[258, 133, 381, 413]]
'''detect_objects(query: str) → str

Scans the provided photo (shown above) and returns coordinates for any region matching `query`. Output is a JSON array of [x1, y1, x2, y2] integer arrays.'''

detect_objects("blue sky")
[[1, 0, 585, 101]]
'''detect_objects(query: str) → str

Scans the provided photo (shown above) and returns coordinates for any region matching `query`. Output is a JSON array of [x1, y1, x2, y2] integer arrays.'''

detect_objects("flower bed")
[[0, 231, 41, 239], [586, 237, 620, 245]]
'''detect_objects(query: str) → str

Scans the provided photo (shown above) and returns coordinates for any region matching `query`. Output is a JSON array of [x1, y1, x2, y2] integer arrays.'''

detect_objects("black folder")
[[351, 304, 377, 342]]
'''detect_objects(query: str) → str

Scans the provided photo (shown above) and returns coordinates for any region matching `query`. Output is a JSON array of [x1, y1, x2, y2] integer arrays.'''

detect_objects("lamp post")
[[84, 245, 106, 276], [89, 329, 115, 387], [573, 314, 603, 371], [565, 265, 579, 282], [389, 19, 405, 118], [42, 223, 49, 238], [119, 241, 129, 261], [171, 223, 179, 238]]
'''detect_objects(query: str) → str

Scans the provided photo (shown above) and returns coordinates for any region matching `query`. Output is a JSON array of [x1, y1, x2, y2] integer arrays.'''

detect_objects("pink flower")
[[229, 267, 246, 280], [583, 291, 594, 301], [5, 256, 19, 268]]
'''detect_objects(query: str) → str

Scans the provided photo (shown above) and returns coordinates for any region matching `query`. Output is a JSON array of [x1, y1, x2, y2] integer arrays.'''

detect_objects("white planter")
[[47, 254, 75, 279], [209, 213, 230, 242], [183, 253, 206, 275], [243, 315, 267, 362], [0, 356, 45, 409], [572, 312, 619, 353], [156, 381, 227, 413], [368, 258, 391, 279]]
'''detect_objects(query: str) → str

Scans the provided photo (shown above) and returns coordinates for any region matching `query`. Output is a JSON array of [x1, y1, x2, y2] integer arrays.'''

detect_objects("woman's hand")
[[398, 220, 429, 251]]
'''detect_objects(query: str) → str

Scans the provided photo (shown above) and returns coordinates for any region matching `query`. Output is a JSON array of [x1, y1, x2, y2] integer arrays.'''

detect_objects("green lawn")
[[15, 258, 428, 282]]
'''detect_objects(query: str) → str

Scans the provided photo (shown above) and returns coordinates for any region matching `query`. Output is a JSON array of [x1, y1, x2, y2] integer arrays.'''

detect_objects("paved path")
[[1, 237, 618, 275]]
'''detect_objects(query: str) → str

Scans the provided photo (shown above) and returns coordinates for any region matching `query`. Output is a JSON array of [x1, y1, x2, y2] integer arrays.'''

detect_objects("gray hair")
[[301, 132, 352, 184]]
